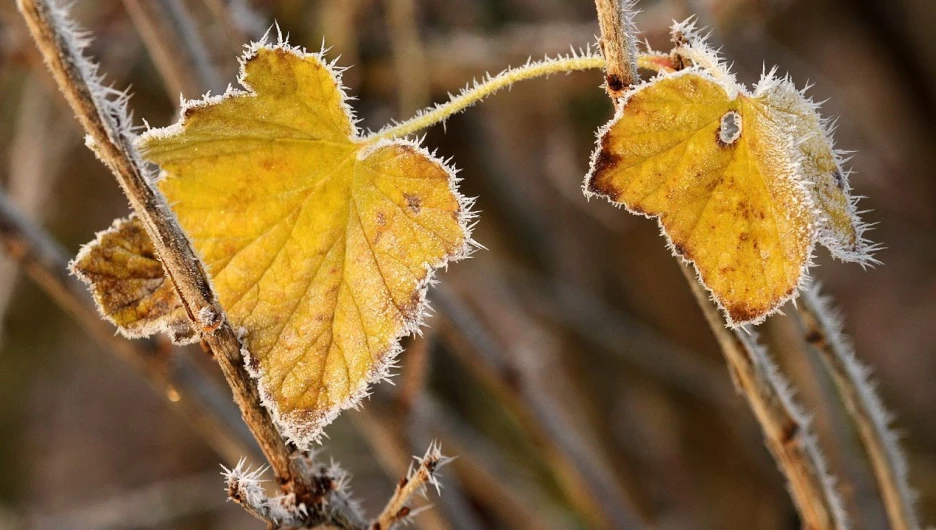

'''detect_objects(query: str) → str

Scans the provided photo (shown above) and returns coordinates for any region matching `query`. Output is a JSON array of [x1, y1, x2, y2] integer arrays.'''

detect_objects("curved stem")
[[366, 54, 605, 142], [365, 52, 675, 143]]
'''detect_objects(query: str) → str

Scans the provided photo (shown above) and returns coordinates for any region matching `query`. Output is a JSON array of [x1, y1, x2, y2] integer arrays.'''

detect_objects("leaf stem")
[[366, 54, 605, 142], [795, 286, 920, 530], [366, 52, 676, 143]]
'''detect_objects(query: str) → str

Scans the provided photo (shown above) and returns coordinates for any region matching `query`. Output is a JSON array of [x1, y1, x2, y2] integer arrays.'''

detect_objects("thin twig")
[[350, 410, 452, 530], [370, 442, 454, 530], [201, 0, 268, 45], [795, 285, 919, 530], [369, 53, 605, 141], [594, 0, 639, 96], [16, 0, 298, 489], [680, 265, 848, 530], [121, 0, 224, 98], [432, 284, 644, 530], [0, 190, 258, 465]]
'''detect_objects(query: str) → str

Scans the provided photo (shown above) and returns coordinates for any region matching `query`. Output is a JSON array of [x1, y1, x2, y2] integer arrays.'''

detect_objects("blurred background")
[[0, 0, 934, 528]]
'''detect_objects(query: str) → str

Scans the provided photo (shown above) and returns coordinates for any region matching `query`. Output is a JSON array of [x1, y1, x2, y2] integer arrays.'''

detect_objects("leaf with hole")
[[584, 36, 871, 326]]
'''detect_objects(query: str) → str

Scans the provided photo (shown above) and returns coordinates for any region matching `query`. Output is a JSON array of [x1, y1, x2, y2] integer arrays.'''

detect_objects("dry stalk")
[[350, 410, 453, 530], [412, 396, 558, 530], [796, 286, 920, 530], [16, 0, 301, 492], [681, 265, 848, 530], [370, 442, 454, 530]]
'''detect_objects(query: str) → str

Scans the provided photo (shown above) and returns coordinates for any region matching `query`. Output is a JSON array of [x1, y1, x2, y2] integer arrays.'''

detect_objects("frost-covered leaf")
[[138, 43, 472, 446], [71, 216, 196, 344], [584, 28, 872, 326]]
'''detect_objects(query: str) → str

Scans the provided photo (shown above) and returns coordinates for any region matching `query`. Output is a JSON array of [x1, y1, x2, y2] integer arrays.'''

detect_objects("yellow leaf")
[[585, 66, 870, 326], [71, 216, 196, 344], [138, 44, 473, 445]]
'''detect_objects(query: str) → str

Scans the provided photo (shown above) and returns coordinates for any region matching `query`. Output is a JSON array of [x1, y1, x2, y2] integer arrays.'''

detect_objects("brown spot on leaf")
[[587, 141, 623, 200], [404, 193, 421, 214], [727, 302, 761, 324]]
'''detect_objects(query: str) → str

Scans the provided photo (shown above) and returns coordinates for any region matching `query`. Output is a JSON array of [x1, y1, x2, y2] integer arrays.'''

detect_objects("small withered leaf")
[[71, 216, 196, 344]]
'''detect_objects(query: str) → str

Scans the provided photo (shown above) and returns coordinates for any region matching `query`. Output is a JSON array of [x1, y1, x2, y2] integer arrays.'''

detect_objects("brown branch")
[[594, 0, 639, 97], [369, 442, 453, 530], [795, 286, 919, 530], [0, 190, 258, 465], [680, 265, 847, 530], [349, 409, 452, 530], [16, 0, 298, 489]]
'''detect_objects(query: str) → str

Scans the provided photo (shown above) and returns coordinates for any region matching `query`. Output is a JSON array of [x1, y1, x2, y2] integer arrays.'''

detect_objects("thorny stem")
[[370, 443, 452, 530], [795, 287, 920, 530], [0, 190, 259, 465], [366, 54, 604, 142], [594, 0, 639, 97], [412, 396, 555, 530], [16, 0, 303, 494], [680, 265, 848, 530], [349, 409, 453, 530]]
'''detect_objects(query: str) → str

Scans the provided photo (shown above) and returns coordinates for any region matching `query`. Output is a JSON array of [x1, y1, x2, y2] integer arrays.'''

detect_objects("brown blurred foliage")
[[0, 0, 933, 528]]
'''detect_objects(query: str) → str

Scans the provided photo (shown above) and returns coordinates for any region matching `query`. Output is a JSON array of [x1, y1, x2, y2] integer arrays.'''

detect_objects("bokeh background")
[[0, 0, 934, 528]]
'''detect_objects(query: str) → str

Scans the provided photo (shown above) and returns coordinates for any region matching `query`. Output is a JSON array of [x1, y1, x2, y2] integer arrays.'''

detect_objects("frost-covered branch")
[[681, 265, 849, 530], [15, 0, 301, 490], [797, 285, 920, 530], [223, 456, 367, 530], [370, 443, 453, 530], [594, 0, 640, 97]]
